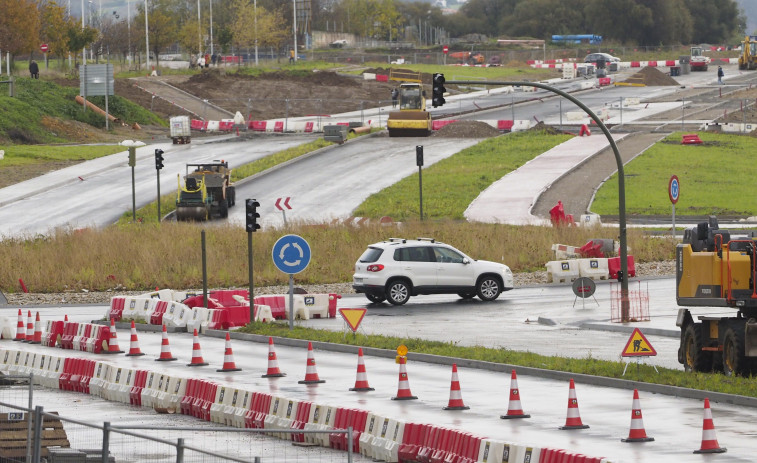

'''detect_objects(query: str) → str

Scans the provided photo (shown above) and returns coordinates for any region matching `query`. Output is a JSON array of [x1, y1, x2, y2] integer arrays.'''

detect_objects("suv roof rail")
[[416, 237, 436, 243], [387, 238, 406, 243]]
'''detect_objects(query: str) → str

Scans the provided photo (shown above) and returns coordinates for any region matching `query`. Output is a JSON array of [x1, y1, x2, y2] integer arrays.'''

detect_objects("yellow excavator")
[[386, 69, 432, 137], [739, 35, 757, 70]]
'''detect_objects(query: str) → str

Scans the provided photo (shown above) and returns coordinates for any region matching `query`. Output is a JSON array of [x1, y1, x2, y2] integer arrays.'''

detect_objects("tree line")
[[0, 0, 746, 68]]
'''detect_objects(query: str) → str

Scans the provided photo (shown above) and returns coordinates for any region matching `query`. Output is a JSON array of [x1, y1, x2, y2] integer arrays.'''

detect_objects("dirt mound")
[[620, 66, 680, 86], [432, 121, 501, 138], [527, 121, 565, 135]]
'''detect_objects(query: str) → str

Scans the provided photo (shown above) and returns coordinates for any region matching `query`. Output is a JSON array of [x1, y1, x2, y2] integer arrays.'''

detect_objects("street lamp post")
[[254, 0, 258, 65], [197, 0, 202, 58], [209, 0, 213, 57], [450, 79, 632, 321], [120, 140, 146, 222], [292, 0, 297, 63], [144, 0, 150, 71]]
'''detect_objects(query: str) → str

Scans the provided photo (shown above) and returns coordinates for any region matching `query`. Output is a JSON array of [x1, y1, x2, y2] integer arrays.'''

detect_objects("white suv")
[[352, 238, 514, 305]]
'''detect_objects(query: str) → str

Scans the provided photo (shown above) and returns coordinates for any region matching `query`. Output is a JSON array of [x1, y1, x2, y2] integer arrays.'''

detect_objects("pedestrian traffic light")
[[432, 73, 446, 108], [154, 149, 164, 170], [246, 199, 261, 232]]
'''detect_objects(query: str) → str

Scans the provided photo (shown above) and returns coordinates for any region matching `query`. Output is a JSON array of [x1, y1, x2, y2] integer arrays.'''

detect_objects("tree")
[[133, 0, 178, 69], [65, 21, 99, 66], [230, 0, 287, 52], [0, 0, 41, 66], [39, 1, 68, 60], [178, 18, 203, 55]]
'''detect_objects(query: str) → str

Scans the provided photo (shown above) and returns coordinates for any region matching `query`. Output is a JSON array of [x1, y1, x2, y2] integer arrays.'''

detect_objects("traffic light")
[[432, 73, 446, 108], [246, 199, 261, 232], [154, 149, 164, 170]]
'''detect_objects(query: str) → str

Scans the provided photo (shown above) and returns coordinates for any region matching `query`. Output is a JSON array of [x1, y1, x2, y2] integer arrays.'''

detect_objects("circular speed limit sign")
[[668, 175, 680, 204]]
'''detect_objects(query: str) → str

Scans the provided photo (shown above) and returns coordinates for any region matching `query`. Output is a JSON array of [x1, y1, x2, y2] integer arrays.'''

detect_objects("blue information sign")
[[272, 234, 311, 274]]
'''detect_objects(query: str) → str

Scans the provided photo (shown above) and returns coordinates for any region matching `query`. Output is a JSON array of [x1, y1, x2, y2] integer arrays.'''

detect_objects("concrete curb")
[[580, 322, 679, 338], [206, 329, 757, 408]]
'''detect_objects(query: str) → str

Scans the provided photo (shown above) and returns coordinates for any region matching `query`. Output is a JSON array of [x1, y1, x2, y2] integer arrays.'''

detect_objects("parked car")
[[352, 238, 514, 305], [584, 52, 620, 63]]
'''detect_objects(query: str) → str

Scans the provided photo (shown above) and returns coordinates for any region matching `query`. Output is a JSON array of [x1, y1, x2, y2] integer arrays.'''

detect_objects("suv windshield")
[[358, 247, 383, 263]]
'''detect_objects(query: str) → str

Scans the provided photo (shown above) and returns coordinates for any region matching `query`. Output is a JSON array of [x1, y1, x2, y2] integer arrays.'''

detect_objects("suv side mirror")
[[462, 258, 470, 264]]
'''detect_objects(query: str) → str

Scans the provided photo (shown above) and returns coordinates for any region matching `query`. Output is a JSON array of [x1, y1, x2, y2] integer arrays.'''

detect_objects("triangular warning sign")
[[622, 328, 657, 357], [338, 308, 367, 333]]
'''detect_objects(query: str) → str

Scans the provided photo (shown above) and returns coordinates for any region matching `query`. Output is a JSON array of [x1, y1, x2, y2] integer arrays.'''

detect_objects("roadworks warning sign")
[[621, 328, 657, 357]]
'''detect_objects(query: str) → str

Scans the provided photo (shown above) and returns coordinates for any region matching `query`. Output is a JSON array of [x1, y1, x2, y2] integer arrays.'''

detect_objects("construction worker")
[[289, 48, 295, 64]]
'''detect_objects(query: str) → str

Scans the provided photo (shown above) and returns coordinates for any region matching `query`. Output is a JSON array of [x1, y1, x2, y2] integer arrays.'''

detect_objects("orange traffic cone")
[[694, 398, 727, 453], [262, 337, 285, 377], [24, 310, 33, 342], [622, 389, 654, 442], [559, 379, 589, 429], [13, 309, 25, 341], [391, 356, 417, 400], [217, 332, 241, 372], [125, 321, 145, 357], [186, 329, 208, 366], [155, 324, 177, 361], [298, 342, 325, 384], [501, 369, 530, 419], [349, 348, 374, 391], [443, 363, 469, 410], [104, 318, 124, 354], [29, 312, 42, 344]]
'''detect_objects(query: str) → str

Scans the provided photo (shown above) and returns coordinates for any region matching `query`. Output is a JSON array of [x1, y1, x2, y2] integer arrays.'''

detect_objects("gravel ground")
[[2, 260, 675, 306]]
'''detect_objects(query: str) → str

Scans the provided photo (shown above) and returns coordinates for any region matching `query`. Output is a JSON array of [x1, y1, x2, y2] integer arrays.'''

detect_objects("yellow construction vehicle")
[[175, 162, 236, 221], [738, 35, 757, 70], [676, 217, 757, 376], [386, 69, 432, 137]]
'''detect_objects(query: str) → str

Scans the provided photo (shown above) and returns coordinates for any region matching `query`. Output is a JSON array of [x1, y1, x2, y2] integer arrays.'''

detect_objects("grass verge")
[[0, 221, 673, 293], [240, 322, 757, 397], [354, 130, 572, 221], [0, 78, 164, 144], [592, 132, 757, 216], [0, 145, 126, 167]]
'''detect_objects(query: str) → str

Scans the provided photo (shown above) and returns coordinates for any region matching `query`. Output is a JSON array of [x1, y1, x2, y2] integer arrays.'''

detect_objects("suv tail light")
[[367, 264, 384, 272]]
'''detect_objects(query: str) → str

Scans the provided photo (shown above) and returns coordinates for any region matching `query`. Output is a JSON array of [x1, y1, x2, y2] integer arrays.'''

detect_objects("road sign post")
[[669, 175, 679, 238], [272, 234, 311, 330], [443, 45, 448, 65]]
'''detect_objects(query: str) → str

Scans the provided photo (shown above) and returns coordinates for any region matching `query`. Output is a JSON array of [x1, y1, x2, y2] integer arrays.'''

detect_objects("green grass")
[[592, 132, 757, 216], [240, 322, 757, 397], [0, 78, 164, 144], [0, 145, 126, 166], [354, 130, 572, 221]]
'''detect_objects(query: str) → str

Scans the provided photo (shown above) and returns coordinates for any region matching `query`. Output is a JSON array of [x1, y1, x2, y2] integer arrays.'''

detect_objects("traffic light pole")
[[156, 169, 161, 222], [449, 79, 630, 321], [131, 164, 136, 222], [248, 231, 254, 322]]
